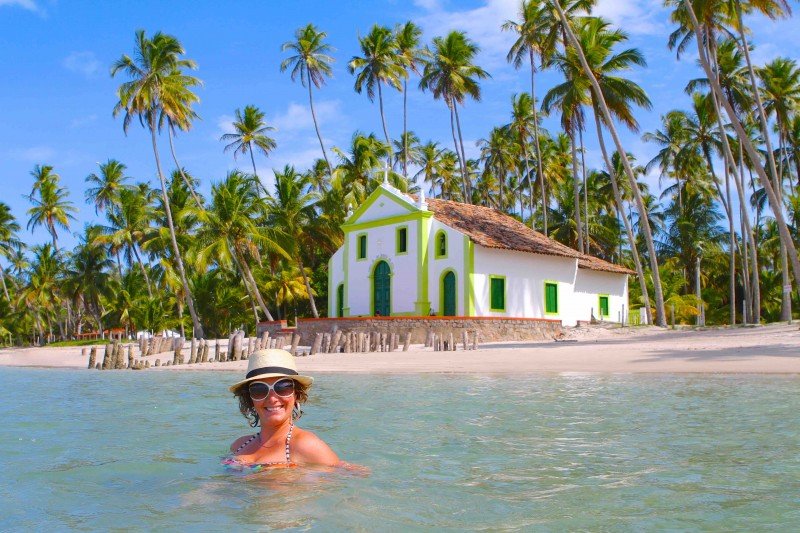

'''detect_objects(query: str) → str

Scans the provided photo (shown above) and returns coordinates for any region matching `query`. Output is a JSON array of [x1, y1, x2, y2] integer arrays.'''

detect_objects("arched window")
[[435, 230, 447, 259]]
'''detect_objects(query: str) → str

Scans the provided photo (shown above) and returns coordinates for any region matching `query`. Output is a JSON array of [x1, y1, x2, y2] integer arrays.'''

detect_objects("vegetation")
[[2, 0, 799, 346]]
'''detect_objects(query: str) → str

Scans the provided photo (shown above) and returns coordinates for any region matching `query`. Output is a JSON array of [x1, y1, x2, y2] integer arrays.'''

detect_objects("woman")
[[226, 348, 339, 469]]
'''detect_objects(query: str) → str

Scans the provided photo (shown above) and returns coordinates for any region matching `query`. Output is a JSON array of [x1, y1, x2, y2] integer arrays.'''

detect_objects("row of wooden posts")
[[86, 329, 481, 369]]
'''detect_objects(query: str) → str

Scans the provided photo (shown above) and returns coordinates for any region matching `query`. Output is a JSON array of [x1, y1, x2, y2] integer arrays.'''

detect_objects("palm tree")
[[414, 141, 445, 198], [394, 21, 426, 177], [85, 159, 131, 214], [550, 1, 667, 326], [420, 31, 490, 202], [508, 92, 538, 227], [0, 203, 21, 302], [158, 66, 204, 208], [281, 24, 335, 176], [393, 131, 422, 173], [503, 0, 551, 232], [66, 226, 112, 335], [677, 0, 800, 306], [348, 24, 404, 166], [265, 165, 321, 317], [194, 171, 287, 322], [111, 29, 204, 338], [332, 132, 391, 206], [220, 105, 277, 195], [26, 166, 77, 252], [478, 127, 516, 212]]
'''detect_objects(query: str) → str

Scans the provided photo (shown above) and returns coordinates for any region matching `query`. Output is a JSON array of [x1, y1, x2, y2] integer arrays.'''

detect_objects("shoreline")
[[1, 323, 798, 375]]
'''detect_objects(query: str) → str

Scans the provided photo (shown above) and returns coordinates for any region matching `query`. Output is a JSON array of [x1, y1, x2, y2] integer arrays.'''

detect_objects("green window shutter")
[[397, 228, 407, 253], [439, 234, 446, 256], [358, 235, 367, 259], [599, 296, 609, 317], [545, 283, 558, 314], [490, 277, 505, 311]]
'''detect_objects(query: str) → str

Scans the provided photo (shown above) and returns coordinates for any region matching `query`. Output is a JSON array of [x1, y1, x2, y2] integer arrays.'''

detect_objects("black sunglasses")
[[248, 379, 296, 401]]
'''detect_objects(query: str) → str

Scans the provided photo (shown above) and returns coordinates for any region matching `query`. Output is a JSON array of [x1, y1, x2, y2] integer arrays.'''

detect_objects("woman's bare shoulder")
[[230, 433, 256, 453], [291, 427, 340, 466]]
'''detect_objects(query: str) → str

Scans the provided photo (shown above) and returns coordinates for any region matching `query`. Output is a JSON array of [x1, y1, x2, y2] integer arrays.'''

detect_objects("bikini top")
[[222, 422, 295, 471]]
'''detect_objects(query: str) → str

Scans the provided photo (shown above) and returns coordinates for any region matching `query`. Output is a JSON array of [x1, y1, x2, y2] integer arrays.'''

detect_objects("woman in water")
[[226, 349, 340, 469]]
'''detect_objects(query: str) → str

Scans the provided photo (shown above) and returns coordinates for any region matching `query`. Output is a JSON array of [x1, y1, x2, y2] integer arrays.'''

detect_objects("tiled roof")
[[420, 196, 634, 275]]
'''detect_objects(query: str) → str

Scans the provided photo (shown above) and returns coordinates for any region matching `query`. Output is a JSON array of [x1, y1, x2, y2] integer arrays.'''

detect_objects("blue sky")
[[1, 0, 798, 254]]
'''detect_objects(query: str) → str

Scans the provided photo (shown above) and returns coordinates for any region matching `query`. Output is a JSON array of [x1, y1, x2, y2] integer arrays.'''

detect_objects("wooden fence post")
[[88, 346, 97, 369], [403, 332, 411, 351]]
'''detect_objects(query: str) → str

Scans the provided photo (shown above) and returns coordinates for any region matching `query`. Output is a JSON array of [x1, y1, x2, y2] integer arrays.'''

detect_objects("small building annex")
[[327, 183, 634, 326]]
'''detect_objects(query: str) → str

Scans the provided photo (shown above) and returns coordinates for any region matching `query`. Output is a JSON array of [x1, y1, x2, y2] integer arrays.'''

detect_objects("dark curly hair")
[[233, 379, 309, 427]]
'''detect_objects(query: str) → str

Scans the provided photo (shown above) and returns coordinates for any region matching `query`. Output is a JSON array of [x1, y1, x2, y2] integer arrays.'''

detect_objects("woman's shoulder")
[[230, 433, 257, 453], [291, 427, 340, 466]]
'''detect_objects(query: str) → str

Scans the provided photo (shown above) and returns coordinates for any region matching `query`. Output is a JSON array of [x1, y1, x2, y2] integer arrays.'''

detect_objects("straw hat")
[[229, 349, 314, 393]]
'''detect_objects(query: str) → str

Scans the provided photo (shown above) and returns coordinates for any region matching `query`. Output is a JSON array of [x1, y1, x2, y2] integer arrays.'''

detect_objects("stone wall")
[[258, 316, 562, 345]]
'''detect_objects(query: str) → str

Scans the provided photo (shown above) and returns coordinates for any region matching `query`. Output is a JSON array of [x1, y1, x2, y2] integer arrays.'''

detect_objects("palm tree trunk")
[[248, 141, 271, 197], [296, 255, 319, 318], [377, 81, 392, 169], [167, 125, 204, 209], [237, 253, 275, 321], [148, 115, 205, 339], [594, 111, 652, 324], [579, 126, 589, 252], [0, 264, 9, 302], [403, 79, 409, 177], [553, 0, 666, 326], [229, 248, 260, 321], [131, 244, 154, 298], [530, 49, 547, 235], [724, 163, 736, 325], [308, 83, 333, 177], [569, 125, 584, 253], [449, 105, 468, 201], [452, 103, 472, 202], [521, 135, 535, 229], [739, 136, 760, 321], [177, 300, 185, 339], [684, 1, 800, 302]]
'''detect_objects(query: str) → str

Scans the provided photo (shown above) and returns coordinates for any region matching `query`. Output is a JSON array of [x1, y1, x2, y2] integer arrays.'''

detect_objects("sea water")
[[1, 368, 799, 531]]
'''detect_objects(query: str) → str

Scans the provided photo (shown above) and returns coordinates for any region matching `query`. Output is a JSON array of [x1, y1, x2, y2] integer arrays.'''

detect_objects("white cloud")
[[216, 114, 236, 136], [6, 145, 56, 162], [0, 0, 40, 13], [593, 0, 667, 36], [62, 52, 100, 77], [270, 100, 342, 133]]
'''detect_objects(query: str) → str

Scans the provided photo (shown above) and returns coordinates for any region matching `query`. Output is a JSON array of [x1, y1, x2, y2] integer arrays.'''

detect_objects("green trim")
[[369, 258, 393, 317], [336, 283, 344, 318], [415, 216, 431, 315], [489, 274, 507, 313], [342, 238, 350, 316], [343, 210, 432, 233], [463, 237, 475, 316], [356, 233, 368, 261], [598, 294, 610, 318], [434, 229, 448, 259], [327, 256, 334, 317], [544, 280, 559, 315], [439, 269, 458, 317], [345, 186, 415, 225], [395, 225, 409, 255]]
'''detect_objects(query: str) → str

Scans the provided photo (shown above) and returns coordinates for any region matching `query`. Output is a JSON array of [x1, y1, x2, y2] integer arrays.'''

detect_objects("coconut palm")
[[332, 132, 391, 206], [392, 131, 422, 173], [507, 93, 538, 227], [26, 166, 77, 252], [394, 21, 426, 177], [281, 24, 335, 176], [85, 159, 131, 215], [66, 226, 112, 334], [220, 105, 277, 195], [419, 31, 490, 202], [111, 29, 204, 338], [414, 141, 445, 198], [265, 165, 321, 317], [478, 127, 517, 212], [348, 24, 404, 165], [503, 0, 551, 232], [0, 203, 21, 302]]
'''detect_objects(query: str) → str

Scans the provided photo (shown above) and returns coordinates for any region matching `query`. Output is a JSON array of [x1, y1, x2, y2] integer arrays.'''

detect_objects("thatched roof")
[[422, 197, 634, 275]]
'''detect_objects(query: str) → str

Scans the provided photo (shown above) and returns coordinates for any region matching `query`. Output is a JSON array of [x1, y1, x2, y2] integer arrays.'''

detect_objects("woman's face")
[[250, 377, 296, 427]]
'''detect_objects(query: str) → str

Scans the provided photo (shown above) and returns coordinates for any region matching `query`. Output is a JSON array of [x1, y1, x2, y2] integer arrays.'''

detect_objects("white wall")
[[573, 269, 629, 323], [428, 220, 466, 315], [473, 247, 581, 325], [345, 221, 420, 316], [353, 190, 415, 223]]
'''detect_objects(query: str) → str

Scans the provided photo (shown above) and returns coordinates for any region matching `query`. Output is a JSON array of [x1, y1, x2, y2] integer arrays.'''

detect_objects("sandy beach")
[[1, 323, 798, 374]]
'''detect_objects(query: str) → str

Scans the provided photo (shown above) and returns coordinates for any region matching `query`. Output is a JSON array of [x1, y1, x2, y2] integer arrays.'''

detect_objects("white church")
[[327, 183, 633, 326]]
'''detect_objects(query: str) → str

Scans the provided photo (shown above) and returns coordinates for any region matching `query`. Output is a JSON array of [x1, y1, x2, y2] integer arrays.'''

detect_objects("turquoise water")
[[1, 369, 799, 531]]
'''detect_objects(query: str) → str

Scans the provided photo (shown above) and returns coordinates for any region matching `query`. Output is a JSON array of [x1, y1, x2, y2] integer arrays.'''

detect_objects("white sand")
[[1, 323, 798, 374]]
